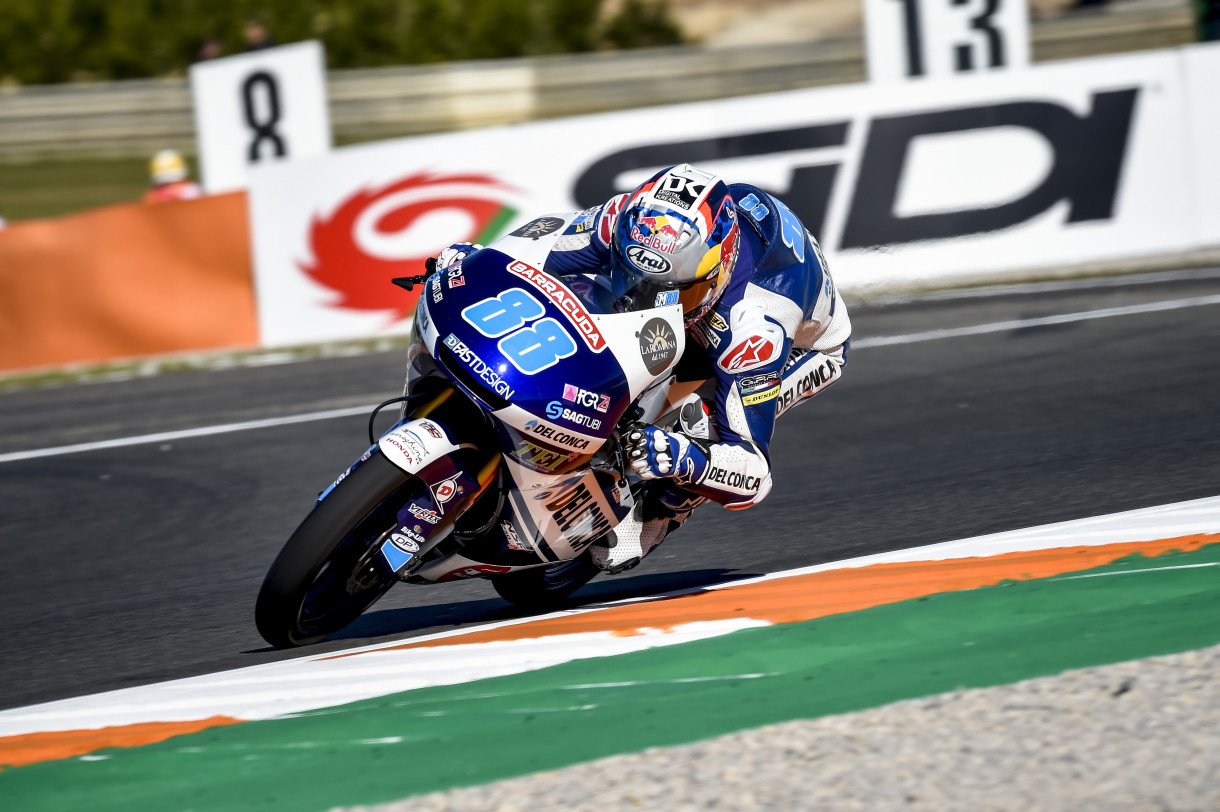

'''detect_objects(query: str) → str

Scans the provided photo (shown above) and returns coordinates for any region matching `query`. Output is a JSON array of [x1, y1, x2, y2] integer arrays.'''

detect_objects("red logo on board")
[[301, 173, 517, 321]]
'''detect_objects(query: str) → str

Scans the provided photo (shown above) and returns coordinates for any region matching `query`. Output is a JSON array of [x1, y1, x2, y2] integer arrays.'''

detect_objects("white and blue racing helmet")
[[609, 164, 740, 326]]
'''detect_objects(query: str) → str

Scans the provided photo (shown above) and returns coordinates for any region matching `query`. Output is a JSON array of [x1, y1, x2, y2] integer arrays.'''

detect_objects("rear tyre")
[[255, 452, 419, 648], [491, 555, 601, 609]]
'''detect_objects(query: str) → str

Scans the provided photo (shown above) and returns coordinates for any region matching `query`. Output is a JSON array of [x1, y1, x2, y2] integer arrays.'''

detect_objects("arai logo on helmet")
[[626, 245, 672, 274]]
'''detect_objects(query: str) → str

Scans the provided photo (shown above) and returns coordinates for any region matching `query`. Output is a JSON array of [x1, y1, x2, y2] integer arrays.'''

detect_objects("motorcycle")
[[255, 217, 709, 648]]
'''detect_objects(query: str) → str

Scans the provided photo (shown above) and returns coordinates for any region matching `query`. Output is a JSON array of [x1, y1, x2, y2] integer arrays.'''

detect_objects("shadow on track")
[[329, 567, 757, 643]]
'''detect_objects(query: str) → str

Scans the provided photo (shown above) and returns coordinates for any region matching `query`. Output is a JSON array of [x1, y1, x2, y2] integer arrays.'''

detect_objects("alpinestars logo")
[[719, 304, 785, 374], [719, 333, 782, 374], [301, 172, 519, 322]]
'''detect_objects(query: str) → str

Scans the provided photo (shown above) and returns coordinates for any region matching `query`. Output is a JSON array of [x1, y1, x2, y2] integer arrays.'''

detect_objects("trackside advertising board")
[[248, 43, 1220, 348]]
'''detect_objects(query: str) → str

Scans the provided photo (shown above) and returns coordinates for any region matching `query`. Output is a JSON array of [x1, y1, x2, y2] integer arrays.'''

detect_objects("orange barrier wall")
[[0, 192, 257, 372]]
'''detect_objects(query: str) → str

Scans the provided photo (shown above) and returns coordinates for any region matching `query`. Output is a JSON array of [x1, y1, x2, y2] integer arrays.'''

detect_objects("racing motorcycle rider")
[[434, 164, 851, 573]]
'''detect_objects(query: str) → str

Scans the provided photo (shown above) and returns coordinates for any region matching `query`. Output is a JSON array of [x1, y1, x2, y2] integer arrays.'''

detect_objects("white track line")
[[852, 294, 1220, 349], [4, 293, 1220, 465], [1051, 562, 1219, 581], [887, 266, 1220, 302], [0, 405, 372, 464]]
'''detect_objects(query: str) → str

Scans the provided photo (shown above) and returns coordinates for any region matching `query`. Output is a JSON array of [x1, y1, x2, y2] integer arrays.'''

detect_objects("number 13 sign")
[[863, 0, 1030, 83], [190, 41, 332, 194]]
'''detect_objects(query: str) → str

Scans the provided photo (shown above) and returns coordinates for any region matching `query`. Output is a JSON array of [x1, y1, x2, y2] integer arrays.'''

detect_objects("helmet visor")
[[609, 259, 678, 313], [609, 246, 724, 319]]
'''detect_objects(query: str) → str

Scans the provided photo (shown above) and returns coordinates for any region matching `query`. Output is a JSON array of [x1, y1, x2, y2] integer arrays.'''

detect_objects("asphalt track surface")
[[1, 269, 1218, 712]]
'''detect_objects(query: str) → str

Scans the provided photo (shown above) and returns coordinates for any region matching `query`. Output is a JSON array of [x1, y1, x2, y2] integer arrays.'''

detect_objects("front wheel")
[[491, 555, 601, 610], [255, 451, 420, 648]]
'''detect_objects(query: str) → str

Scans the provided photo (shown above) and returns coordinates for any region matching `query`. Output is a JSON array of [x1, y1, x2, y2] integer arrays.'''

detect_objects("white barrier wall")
[[249, 42, 1220, 348]]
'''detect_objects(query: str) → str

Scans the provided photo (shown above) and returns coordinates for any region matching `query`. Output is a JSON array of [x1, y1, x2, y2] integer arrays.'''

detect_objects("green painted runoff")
[[3, 543, 1218, 811]]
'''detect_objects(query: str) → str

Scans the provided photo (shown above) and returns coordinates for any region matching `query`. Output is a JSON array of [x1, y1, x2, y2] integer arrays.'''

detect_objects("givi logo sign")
[[252, 46, 1213, 349], [301, 173, 519, 321], [573, 90, 1140, 250]]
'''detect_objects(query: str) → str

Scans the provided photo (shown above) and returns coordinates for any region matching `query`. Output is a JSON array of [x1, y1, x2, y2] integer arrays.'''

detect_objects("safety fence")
[[0, 5, 1196, 162]]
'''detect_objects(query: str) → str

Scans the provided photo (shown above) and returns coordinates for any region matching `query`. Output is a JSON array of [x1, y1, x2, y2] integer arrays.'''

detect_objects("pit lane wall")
[[247, 41, 1220, 347]]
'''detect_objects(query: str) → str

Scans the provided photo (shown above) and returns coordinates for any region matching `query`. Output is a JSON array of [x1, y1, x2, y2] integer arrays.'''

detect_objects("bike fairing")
[[423, 258, 636, 452], [402, 177, 847, 568], [543, 181, 851, 510], [402, 241, 692, 569]]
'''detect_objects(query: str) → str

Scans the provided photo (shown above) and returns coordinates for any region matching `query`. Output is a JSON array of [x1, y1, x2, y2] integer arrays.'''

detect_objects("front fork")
[[372, 388, 500, 576]]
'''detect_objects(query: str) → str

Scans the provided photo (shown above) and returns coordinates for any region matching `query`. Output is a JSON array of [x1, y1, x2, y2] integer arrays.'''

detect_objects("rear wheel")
[[255, 452, 420, 648], [491, 555, 601, 609]]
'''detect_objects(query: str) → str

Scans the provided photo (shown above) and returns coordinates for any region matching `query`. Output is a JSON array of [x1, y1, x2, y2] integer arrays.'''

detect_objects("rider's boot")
[[589, 482, 704, 574], [589, 500, 669, 575], [595, 349, 836, 575], [591, 391, 713, 574]]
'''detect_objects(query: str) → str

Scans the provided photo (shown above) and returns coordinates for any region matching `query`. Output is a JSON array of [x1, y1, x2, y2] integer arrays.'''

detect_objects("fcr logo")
[[301, 173, 520, 321]]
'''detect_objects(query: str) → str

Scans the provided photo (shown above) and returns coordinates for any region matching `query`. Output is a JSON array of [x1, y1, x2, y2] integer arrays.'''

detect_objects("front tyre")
[[491, 555, 601, 610], [256, 452, 418, 648]]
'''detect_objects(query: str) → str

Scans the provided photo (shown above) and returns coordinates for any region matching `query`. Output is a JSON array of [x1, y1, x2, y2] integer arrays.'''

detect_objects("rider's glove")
[[623, 424, 708, 485], [435, 242, 482, 272]]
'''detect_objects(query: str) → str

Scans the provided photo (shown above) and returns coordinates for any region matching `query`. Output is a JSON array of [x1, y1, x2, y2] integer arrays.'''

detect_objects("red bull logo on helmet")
[[631, 214, 683, 254]]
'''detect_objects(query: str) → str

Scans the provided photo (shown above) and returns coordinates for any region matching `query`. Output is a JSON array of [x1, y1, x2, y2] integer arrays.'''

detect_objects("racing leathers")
[[543, 184, 852, 512]]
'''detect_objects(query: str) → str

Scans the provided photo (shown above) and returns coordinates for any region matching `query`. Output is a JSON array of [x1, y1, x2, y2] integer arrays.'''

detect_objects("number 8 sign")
[[190, 41, 332, 194], [863, 0, 1030, 83]]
